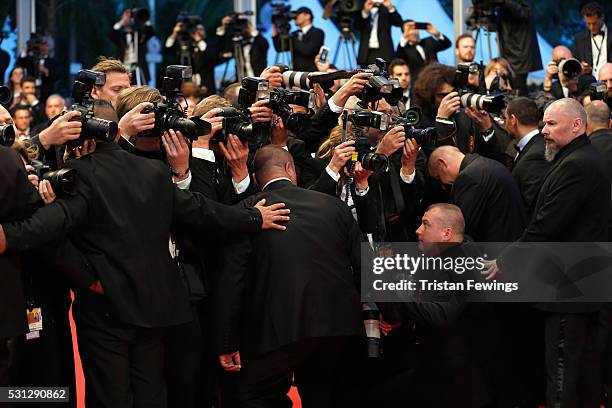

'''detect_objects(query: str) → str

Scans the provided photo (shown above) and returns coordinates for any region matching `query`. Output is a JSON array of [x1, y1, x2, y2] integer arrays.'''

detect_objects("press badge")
[[25, 307, 43, 340]]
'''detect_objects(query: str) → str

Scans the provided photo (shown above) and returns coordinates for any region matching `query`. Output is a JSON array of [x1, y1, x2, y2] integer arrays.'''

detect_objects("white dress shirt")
[[592, 24, 608, 79]]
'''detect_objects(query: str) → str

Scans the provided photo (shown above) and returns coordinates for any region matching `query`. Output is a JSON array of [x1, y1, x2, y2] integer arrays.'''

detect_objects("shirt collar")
[[262, 177, 292, 190], [516, 129, 539, 151], [593, 24, 607, 37], [301, 24, 312, 35]]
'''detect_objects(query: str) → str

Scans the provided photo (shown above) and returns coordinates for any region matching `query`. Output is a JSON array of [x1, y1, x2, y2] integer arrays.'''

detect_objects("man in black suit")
[[217, 146, 364, 408], [0, 40, 9, 85], [389, 59, 412, 107], [428, 145, 526, 242], [504, 97, 550, 219], [272, 7, 324, 72], [109, 8, 155, 84], [217, 19, 269, 77], [573, 2, 611, 80], [0, 102, 290, 407], [488, 98, 610, 407], [355, 0, 403, 67], [396, 20, 451, 81], [16, 38, 58, 103]]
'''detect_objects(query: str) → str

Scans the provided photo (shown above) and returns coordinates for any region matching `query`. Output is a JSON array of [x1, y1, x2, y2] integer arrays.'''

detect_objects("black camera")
[[271, 1, 298, 34], [66, 69, 118, 143], [211, 107, 253, 144], [268, 88, 314, 133], [351, 137, 388, 172], [25, 32, 46, 59], [349, 111, 390, 130], [590, 82, 612, 108], [176, 12, 203, 41], [393, 107, 437, 145], [128, 8, 150, 29], [554, 58, 582, 81], [452, 63, 506, 114], [359, 59, 395, 107], [226, 11, 253, 37], [466, 0, 501, 31], [452, 62, 480, 90], [30, 160, 77, 196], [339, 0, 363, 13], [0, 124, 15, 147], [238, 76, 271, 108], [140, 65, 211, 140]]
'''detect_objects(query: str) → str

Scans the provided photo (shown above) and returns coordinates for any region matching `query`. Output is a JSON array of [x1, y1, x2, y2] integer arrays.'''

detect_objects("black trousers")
[[221, 337, 359, 408], [72, 293, 167, 408], [545, 312, 604, 408]]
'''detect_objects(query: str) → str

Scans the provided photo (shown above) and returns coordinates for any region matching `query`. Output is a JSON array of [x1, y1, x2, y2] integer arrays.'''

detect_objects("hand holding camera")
[[39, 110, 83, 149], [248, 99, 273, 123], [193, 108, 224, 149], [401, 138, 420, 176], [352, 162, 373, 190], [38, 179, 57, 205], [330, 72, 372, 109], [218, 135, 249, 183], [118, 102, 156, 140], [465, 107, 492, 131], [260, 66, 284, 88], [161, 129, 190, 181], [329, 140, 356, 175], [437, 91, 461, 119], [376, 126, 406, 157]]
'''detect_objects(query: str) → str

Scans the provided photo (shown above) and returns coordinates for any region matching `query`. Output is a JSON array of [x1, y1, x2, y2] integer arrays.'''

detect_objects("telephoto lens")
[[44, 168, 77, 195], [459, 92, 506, 114], [0, 124, 16, 147]]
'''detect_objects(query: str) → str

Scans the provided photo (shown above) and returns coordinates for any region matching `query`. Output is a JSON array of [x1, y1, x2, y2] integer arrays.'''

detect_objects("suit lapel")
[[585, 32, 594, 66], [514, 134, 541, 167]]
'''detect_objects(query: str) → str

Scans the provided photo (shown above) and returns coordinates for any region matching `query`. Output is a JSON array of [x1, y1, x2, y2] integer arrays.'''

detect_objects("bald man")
[[491, 98, 610, 407], [216, 145, 364, 407], [544, 46, 573, 92], [428, 145, 525, 242], [599, 62, 612, 99]]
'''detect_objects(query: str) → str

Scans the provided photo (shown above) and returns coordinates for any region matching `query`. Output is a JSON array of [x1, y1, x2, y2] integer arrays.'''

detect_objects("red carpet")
[[68, 296, 302, 407]]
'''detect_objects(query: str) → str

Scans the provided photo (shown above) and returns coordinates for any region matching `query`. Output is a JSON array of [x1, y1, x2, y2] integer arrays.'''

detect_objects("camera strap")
[[592, 33, 605, 68]]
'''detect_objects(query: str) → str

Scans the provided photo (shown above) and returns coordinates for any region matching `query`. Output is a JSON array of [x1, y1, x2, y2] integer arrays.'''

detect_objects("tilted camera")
[[452, 63, 506, 114], [67, 69, 119, 143], [392, 107, 437, 146], [211, 107, 253, 144], [359, 58, 395, 107], [30, 160, 77, 196], [268, 88, 314, 133], [344, 111, 389, 172], [140, 65, 211, 140]]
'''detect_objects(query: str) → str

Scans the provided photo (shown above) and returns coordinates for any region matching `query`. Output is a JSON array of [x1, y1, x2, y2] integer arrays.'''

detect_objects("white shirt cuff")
[[388, 7, 396, 13], [282, 146, 289, 151], [400, 169, 416, 184], [399, 37, 408, 47], [197, 40, 207, 52], [174, 171, 192, 190], [325, 165, 340, 182], [327, 98, 343, 113], [436, 118, 454, 126], [216, 26, 225, 36], [233, 175, 250, 194], [482, 130, 495, 142], [192, 147, 215, 162], [355, 186, 369, 196], [165, 37, 175, 48], [361, 10, 370, 19], [113, 23, 122, 31]]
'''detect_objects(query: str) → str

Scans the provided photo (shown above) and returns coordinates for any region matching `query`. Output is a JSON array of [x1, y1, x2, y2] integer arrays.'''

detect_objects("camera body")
[[359, 58, 395, 107], [271, 1, 297, 34], [351, 136, 388, 172], [393, 107, 437, 145], [238, 77, 270, 108], [212, 107, 253, 144], [349, 111, 390, 131], [553, 58, 582, 81], [452, 63, 506, 114], [30, 160, 77, 196], [67, 70, 118, 143], [140, 65, 211, 140], [344, 111, 389, 172], [268, 88, 313, 133], [176, 12, 203, 42], [590, 82, 612, 108]]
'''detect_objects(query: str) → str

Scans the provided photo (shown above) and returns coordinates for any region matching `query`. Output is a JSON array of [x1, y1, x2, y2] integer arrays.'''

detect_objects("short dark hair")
[[389, 58, 409, 74], [20, 76, 36, 87], [506, 97, 540, 127], [581, 2, 604, 17], [455, 33, 474, 49], [12, 104, 31, 116]]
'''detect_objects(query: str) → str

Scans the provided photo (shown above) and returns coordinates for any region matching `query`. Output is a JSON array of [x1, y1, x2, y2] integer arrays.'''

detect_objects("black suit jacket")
[[273, 27, 324, 71], [0, 147, 40, 337], [510, 133, 550, 220], [216, 180, 364, 357], [0, 49, 10, 90], [573, 28, 612, 68], [3, 142, 263, 328], [355, 6, 403, 66], [452, 154, 526, 242], [396, 35, 452, 80], [588, 128, 612, 237]]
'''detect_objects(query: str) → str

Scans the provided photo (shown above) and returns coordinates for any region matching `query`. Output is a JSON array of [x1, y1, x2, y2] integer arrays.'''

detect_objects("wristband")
[[171, 167, 190, 178]]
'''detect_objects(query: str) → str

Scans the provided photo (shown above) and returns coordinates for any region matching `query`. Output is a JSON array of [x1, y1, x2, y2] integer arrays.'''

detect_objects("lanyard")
[[593, 31, 605, 68]]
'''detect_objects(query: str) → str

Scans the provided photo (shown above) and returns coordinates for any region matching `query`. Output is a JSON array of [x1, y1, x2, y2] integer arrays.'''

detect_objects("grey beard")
[[545, 141, 559, 162]]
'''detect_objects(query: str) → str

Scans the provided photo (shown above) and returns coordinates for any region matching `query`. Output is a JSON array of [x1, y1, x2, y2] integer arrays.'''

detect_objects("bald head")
[[548, 98, 587, 129], [428, 204, 465, 236], [542, 98, 588, 161], [428, 146, 465, 184], [599, 63, 612, 95], [552, 45, 573, 62], [586, 100, 611, 135], [253, 145, 297, 187]]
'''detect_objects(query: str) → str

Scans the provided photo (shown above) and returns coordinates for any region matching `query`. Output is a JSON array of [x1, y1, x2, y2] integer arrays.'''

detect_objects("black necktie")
[[593, 30, 605, 37]]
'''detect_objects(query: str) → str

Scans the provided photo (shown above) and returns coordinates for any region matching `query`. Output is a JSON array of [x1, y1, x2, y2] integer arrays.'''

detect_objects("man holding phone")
[[396, 19, 451, 81]]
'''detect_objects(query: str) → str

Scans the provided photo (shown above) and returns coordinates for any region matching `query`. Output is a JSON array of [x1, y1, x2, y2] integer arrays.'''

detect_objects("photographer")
[[573, 2, 611, 79], [272, 7, 324, 72], [165, 17, 218, 96], [355, 0, 403, 67], [109, 8, 155, 84], [396, 20, 451, 81], [0, 98, 290, 408], [217, 16, 268, 77], [16, 35, 58, 103]]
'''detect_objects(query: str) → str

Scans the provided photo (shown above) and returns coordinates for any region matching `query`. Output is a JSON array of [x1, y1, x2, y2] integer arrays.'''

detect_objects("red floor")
[[68, 301, 302, 407]]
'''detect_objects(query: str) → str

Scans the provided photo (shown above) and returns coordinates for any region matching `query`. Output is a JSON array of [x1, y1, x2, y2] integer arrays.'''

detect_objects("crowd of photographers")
[[1, 0, 612, 408]]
